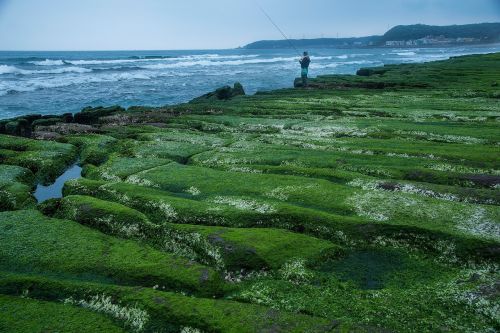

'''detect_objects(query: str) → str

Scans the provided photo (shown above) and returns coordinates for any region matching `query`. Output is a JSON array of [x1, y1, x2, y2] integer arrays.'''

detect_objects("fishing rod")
[[255, 2, 302, 57]]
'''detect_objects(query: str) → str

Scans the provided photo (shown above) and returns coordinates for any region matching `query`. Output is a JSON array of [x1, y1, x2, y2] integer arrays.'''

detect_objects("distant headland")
[[243, 23, 500, 49]]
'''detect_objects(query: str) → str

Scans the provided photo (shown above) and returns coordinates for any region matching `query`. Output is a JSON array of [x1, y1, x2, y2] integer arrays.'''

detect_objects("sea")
[[1, 45, 499, 120]]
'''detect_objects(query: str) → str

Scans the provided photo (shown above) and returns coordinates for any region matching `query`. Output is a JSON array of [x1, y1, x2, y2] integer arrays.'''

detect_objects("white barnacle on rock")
[[265, 184, 316, 202], [211, 196, 276, 214], [64, 294, 149, 332], [427, 163, 498, 175], [146, 200, 178, 220], [186, 186, 201, 196], [125, 174, 159, 188], [99, 169, 121, 182], [456, 206, 500, 241], [347, 178, 460, 202], [279, 258, 313, 284], [180, 327, 204, 333], [228, 166, 263, 174]]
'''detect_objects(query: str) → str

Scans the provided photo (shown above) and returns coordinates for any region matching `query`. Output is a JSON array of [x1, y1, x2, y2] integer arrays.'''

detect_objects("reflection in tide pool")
[[34, 163, 82, 203]]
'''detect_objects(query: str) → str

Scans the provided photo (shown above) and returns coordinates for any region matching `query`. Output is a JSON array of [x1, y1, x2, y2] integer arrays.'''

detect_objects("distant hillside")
[[243, 23, 500, 49], [243, 36, 380, 49], [382, 23, 500, 42]]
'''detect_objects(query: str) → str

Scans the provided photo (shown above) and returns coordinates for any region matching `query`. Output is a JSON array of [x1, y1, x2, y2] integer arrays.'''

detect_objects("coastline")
[[2, 45, 500, 119], [0, 52, 499, 332]]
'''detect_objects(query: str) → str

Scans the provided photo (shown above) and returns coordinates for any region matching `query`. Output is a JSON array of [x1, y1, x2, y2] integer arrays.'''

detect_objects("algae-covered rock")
[[0, 134, 77, 183], [0, 295, 127, 333], [0, 210, 223, 295], [356, 67, 389, 76], [0, 273, 344, 333], [0, 164, 36, 211], [32, 118, 63, 128], [170, 224, 343, 271], [55, 195, 155, 238], [74, 106, 125, 124], [190, 82, 246, 102], [4, 119, 31, 137]]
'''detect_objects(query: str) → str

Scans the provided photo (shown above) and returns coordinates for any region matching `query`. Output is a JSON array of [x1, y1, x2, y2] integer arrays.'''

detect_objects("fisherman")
[[299, 51, 311, 87]]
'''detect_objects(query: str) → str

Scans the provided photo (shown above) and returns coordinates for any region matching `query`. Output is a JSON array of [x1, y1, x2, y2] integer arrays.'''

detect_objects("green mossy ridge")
[[234, 250, 499, 332], [0, 295, 126, 333], [0, 134, 77, 184], [55, 191, 340, 272], [63, 178, 498, 266], [66, 134, 118, 166], [86, 154, 173, 181], [0, 273, 347, 333], [0, 210, 223, 296], [0, 164, 36, 211], [113, 162, 499, 243], [172, 224, 343, 271], [55, 194, 156, 237]]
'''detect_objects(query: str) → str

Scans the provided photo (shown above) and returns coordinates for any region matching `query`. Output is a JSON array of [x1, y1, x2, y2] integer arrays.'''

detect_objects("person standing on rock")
[[299, 51, 311, 87]]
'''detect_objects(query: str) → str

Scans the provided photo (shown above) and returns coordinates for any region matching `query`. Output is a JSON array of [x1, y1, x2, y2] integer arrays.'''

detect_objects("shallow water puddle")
[[34, 163, 82, 203], [318, 249, 404, 290]]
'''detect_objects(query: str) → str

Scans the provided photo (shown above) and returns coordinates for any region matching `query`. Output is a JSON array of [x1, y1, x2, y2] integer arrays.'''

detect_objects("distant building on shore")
[[385, 35, 481, 47]]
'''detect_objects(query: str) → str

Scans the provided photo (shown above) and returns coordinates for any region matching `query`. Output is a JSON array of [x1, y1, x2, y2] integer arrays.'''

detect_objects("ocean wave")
[[312, 60, 380, 69], [141, 56, 297, 70], [310, 56, 334, 60], [0, 65, 19, 75], [0, 65, 92, 75], [62, 54, 260, 66], [393, 51, 417, 56], [29, 59, 66, 66], [0, 71, 153, 96], [180, 54, 259, 60], [332, 54, 373, 59], [312, 63, 340, 69]]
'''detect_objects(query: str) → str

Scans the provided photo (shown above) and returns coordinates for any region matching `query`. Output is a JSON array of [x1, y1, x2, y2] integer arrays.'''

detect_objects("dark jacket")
[[300, 56, 311, 69]]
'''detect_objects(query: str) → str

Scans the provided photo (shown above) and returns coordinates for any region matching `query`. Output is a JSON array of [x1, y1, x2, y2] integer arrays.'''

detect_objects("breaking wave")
[[29, 59, 66, 66], [0, 71, 153, 96], [393, 51, 417, 56], [0, 65, 92, 75], [62, 54, 260, 66]]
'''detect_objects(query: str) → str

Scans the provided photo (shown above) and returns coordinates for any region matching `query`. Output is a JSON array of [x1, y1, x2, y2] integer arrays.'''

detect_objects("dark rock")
[[5, 119, 31, 137], [463, 174, 500, 188], [37, 199, 61, 217], [32, 131, 63, 141], [32, 118, 63, 128], [378, 182, 401, 191], [356, 68, 389, 76], [190, 83, 246, 102], [357, 68, 374, 76], [62, 113, 74, 123], [23, 114, 43, 123], [74, 105, 125, 124], [34, 123, 96, 135], [232, 82, 245, 96]]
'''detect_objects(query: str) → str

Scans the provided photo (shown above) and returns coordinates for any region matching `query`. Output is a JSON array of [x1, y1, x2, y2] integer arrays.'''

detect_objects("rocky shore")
[[0, 53, 499, 332]]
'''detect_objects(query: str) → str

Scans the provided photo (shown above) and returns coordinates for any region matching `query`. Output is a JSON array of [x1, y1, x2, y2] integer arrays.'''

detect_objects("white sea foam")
[[64, 54, 260, 66], [0, 65, 19, 75], [29, 59, 65, 66], [0, 65, 92, 75], [310, 56, 334, 60], [335, 55, 349, 59], [394, 51, 417, 56], [0, 71, 151, 96], [140, 56, 297, 70]]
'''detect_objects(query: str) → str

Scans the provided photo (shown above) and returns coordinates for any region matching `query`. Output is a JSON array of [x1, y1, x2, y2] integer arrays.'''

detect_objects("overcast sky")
[[0, 0, 499, 50]]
